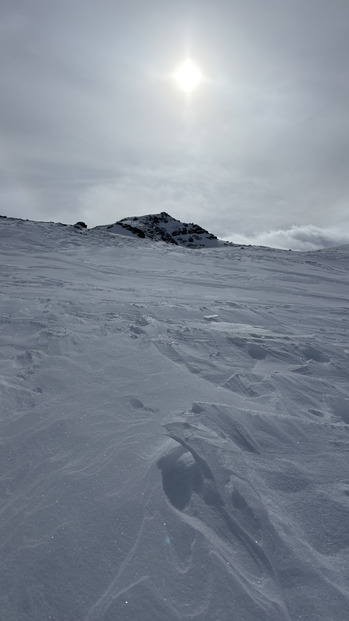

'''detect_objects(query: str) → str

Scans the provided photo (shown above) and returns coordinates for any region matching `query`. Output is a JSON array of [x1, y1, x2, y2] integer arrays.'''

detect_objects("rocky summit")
[[99, 211, 231, 248]]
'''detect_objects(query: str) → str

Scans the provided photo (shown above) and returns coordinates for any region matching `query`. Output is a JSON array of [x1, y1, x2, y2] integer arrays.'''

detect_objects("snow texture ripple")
[[0, 216, 349, 620]]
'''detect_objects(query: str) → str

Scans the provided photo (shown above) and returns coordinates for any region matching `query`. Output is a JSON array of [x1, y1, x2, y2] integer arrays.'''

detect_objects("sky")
[[1, 0, 349, 250]]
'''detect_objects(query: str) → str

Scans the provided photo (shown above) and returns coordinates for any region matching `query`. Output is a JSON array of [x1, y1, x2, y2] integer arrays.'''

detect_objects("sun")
[[174, 59, 202, 93]]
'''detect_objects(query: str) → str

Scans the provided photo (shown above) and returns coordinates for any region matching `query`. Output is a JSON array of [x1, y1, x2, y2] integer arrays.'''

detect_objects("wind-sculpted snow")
[[1, 217, 349, 620]]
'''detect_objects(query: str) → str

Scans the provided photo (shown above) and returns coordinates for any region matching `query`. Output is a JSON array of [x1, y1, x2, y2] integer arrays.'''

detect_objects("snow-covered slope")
[[1, 216, 349, 621], [95, 211, 230, 248]]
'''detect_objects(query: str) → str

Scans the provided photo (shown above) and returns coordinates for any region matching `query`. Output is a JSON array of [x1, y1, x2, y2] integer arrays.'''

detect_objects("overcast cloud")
[[1, 0, 348, 249], [229, 224, 349, 251]]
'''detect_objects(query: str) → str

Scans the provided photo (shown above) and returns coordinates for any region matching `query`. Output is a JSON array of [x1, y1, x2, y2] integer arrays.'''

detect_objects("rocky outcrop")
[[104, 212, 230, 248]]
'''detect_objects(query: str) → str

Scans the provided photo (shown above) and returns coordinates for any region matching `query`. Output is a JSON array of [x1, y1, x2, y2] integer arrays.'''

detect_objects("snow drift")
[[1, 215, 349, 620]]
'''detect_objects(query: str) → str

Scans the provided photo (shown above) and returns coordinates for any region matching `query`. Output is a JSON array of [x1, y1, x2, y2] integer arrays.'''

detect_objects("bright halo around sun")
[[174, 59, 202, 93]]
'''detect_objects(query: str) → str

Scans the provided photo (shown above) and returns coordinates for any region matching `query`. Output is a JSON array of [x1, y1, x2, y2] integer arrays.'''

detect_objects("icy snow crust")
[[1, 217, 349, 621]]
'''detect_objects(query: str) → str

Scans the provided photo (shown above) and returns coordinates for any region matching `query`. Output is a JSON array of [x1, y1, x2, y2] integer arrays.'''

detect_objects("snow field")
[[0, 217, 349, 620]]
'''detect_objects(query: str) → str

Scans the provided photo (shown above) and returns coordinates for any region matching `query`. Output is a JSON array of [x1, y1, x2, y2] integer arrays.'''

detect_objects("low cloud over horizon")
[[228, 224, 349, 251]]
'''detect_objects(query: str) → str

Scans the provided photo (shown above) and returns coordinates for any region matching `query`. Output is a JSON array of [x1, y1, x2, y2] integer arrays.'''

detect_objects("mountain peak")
[[100, 212, 230, 248]]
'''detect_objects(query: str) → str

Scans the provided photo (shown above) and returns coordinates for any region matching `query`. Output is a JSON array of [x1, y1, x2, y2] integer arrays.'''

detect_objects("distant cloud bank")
[[226, 225, 349, 251]]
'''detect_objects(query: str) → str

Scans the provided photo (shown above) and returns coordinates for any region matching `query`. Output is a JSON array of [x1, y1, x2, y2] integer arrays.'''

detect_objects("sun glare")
[[174, 59, 202, 93]]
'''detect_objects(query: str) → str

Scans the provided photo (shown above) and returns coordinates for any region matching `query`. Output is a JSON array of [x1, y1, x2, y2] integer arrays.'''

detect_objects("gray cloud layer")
[[229, 225, 349, 251], [1, 0, 348, 248]]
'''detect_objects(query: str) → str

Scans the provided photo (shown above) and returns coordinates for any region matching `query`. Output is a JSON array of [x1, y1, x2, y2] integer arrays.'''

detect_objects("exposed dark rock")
[[100, 212, 232, 248]]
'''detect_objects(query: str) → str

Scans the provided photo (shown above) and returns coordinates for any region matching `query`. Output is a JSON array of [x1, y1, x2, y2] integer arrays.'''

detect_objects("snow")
[[1, 215, 349, 620]]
